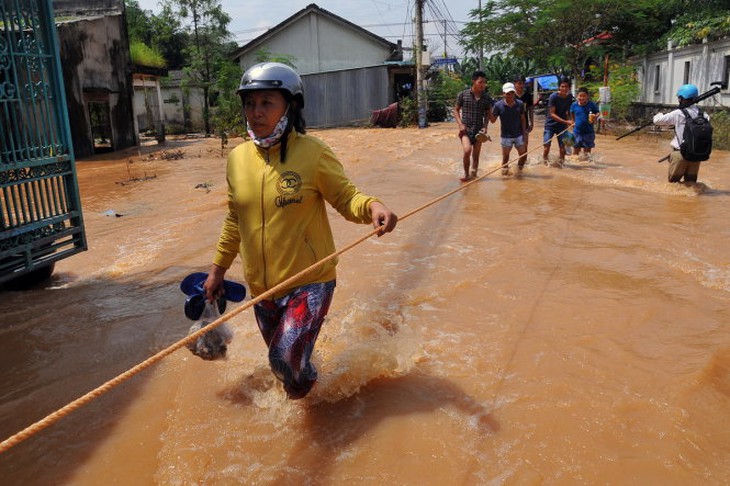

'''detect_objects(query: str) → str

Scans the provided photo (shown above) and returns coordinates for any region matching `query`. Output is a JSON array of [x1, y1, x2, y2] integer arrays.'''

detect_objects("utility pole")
[[478, 0, 483, 70], [442, 19, 447, 58], [415, 0, 427, 128]]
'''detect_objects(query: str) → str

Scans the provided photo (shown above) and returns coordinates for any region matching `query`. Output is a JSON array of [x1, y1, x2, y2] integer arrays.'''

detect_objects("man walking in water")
[[489, 82, 527, 176], [542, 77, 574, 167], [455, 71, 493, 182], [652, 84, 711, 184], [514, 75, 534, 150]]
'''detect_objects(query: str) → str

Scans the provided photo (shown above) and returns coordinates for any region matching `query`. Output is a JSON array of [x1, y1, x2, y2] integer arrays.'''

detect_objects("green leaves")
[[129, 41, 166, 68], [664, 12, 730, 47], [457, 0, 724, 76], [161, 0, 234, 134]]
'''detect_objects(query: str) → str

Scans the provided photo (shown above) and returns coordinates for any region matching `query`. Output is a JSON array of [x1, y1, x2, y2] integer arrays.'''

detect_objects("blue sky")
[[136, 0, 479, 58]]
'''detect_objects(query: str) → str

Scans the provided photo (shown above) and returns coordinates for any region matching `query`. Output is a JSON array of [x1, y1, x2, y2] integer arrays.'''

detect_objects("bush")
[[427, 70, 463, 122], [584, 63, 640, 122], [165, 123, 187, 135], [711, 109, 730, 151], [129, 41, 166, 68], [398, 96, 418, 127], [211, 62, 244, 136]]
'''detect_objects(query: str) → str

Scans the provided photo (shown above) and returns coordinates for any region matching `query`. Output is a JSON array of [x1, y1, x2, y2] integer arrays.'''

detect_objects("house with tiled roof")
[[231, 3, 410, 127]]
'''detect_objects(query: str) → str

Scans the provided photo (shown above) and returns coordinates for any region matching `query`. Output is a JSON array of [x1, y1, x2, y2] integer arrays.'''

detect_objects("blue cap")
[[677, 84, 698, 99]]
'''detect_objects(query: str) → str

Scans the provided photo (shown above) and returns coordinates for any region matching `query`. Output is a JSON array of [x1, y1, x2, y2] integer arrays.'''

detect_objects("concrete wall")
[[158, 72, 207, 132], [53, 0, 123, 16], [57, 14, 136, 158], [237, 12, 392, 75], [131, 71, 209, 134], [302, 65, 391, 128], [160, 87, 207, 132], [153, 67, 392, 132], [636, 38, 730, 107], [159, 87, 186, 129]]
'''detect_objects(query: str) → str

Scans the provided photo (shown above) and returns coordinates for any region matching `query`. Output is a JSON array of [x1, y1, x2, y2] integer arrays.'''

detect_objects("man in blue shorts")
[[490, 82, 527, 176], [542, 78, 574, 167], [570, 87, 599, 159]]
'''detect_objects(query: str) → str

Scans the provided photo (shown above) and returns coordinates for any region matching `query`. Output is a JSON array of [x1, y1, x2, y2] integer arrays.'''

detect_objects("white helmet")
[[238, 62, 304, 107]]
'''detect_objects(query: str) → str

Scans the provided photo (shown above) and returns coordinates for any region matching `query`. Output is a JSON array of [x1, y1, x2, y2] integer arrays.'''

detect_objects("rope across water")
[[0, 124, 571, 454]]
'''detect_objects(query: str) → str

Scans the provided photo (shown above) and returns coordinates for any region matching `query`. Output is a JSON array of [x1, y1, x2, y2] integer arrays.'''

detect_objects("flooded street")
[[1, 120, 729, 484]]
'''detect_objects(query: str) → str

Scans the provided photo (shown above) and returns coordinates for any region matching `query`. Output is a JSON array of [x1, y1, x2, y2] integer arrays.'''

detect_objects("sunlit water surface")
[[1, 121, 729, 485]]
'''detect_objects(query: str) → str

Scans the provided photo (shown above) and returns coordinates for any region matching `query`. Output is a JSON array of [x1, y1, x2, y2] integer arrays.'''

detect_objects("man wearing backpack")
[[652, 84, 712, 183]]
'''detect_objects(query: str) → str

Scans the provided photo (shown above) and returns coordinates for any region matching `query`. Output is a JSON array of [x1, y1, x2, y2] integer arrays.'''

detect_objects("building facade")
[[634, 38, 730, 116], [230, 3, 407, 128]]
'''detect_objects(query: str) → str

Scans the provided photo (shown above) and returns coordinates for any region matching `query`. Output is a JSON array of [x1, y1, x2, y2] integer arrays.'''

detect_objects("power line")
[[229, 2, 467, 57], [231, 26, 271, 35], [380, 33, 461, 39], [231, 20, 465, 37], [425, 0, 462, 38], [368, 0, 403, 38]]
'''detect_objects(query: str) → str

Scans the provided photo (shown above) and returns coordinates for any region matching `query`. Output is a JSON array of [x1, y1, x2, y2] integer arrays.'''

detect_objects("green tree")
[[455, 55, 541, 98], [150, 4, 189, 70], [162, 0, 233, 135], [584, 63, 640, 121], [455, 57, 479, 80], [211, 62, 244, 137], [655, 1, 730, 51], [482, 54, 540, 89], [125, 0, 154, 44], [253, 48, 298, 68], [125, 0, 189, 69], [459, 0, 678, 79], [426, 70, 464, 122]]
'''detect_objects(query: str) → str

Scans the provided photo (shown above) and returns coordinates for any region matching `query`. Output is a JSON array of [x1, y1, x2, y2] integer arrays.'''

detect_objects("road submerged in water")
[[1, 121, 729, 484]]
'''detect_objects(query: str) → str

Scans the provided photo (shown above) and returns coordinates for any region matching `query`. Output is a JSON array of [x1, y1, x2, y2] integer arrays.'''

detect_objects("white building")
[[231, 3, 399, 75], [230, 3, 408, 128], [635, 38, 730, 108], [137, 3, 411, 133]]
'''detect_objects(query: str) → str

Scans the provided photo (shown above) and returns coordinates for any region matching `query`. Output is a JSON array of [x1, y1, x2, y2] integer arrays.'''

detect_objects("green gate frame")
[[0, 0, 86, 285]]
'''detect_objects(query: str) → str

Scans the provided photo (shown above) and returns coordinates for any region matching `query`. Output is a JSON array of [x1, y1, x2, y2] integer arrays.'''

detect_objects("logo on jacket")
[[276, 171, 303, 207]]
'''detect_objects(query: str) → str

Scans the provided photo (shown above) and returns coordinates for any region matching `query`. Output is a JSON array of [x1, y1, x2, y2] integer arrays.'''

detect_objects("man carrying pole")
[[616, 81, 725, 184], [652, 84, 713, 184]]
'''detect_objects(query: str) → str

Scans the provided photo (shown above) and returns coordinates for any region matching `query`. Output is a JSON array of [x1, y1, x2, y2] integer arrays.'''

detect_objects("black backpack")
[[679, 108, 713, 162]]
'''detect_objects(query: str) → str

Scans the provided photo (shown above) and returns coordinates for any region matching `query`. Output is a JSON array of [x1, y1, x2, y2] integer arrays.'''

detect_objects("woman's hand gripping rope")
[[370, 201, 398, 236]]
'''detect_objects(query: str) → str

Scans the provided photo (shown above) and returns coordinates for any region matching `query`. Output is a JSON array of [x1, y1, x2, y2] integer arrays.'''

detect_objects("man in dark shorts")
[[454, 70, 493, 181], [514, 75, 534, 150], [542, 78, 574, 167]]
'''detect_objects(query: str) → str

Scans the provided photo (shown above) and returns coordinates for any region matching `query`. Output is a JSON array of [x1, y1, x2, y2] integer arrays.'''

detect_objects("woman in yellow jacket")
[[204, 62, 397, 399]]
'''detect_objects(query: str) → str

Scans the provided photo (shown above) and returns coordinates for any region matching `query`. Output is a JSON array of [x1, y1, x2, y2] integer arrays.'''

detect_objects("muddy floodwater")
[[1, 120, 729, 485]]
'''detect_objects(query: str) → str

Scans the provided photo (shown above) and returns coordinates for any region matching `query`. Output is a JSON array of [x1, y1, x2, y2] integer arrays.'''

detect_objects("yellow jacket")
[[213, 131, 378, 299]]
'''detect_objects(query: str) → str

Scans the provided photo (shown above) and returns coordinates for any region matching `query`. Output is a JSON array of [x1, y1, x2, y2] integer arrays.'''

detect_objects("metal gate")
[[0, 0, 86, 285]]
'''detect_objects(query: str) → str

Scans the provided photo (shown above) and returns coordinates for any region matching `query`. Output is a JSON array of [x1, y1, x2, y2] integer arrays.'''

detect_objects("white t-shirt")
[[653, 105, 710, 150]]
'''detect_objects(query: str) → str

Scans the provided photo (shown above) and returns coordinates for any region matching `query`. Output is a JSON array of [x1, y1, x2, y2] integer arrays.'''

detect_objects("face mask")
[[247, 109, 289, 149]]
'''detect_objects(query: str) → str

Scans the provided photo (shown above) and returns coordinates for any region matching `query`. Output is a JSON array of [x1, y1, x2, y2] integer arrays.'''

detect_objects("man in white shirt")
[[652, 84, 710, 183]]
